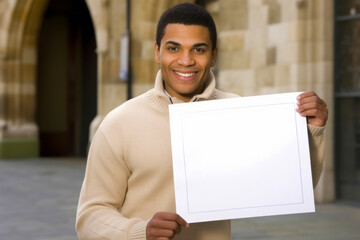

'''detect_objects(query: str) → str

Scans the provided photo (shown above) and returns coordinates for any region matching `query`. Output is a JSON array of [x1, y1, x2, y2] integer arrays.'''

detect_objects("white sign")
[[169, 92, 314, 223]]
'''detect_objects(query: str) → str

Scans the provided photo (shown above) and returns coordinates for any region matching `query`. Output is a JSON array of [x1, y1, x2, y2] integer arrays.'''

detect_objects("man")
[[76, 3, 328, 239]]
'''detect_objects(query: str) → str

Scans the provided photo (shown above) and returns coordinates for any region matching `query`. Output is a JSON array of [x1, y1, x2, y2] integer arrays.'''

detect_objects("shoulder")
[[213, 89, 240, 99], [99, 92, 151, 131]]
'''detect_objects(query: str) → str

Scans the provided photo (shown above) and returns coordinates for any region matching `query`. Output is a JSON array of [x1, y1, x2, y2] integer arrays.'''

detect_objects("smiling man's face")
[[155, 24, 217, 102]]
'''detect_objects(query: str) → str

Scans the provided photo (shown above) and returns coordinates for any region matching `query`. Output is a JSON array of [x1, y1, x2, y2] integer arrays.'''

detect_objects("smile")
[[174, 71, 197, 77]]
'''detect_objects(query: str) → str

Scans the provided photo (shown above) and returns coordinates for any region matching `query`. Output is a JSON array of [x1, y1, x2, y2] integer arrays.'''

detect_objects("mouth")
[[173, 71, 198, 79]]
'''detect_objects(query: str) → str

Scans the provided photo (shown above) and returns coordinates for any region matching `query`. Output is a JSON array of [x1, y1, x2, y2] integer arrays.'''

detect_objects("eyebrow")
[[165, 41, 209, 48]]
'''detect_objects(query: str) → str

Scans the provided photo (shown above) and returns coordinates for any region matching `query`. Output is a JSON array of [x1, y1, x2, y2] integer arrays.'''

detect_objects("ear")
[[154, 43, 160, 64], [210, 47, 218, 67]]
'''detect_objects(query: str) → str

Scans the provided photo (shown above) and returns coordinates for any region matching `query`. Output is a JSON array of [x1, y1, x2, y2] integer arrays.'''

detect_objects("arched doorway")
[[36, 0, 97, 157]]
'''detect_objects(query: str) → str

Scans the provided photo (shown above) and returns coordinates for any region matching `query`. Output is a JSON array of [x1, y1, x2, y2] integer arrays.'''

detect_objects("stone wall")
[[212, 0, 334, 202]]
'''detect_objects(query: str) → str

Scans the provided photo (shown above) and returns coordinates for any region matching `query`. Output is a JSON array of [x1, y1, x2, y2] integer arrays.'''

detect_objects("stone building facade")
[[0, 0, 337, 203]]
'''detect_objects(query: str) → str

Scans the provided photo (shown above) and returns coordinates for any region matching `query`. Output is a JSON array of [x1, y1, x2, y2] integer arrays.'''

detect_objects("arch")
[[2, 0, 49, 125], [0, 0, 49, 158], [36, 0, 97, 156], [0, 0, 97, 158]]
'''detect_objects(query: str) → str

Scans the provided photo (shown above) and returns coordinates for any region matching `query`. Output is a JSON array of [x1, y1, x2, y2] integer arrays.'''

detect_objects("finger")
[[297, 93, 327, 109], [149, 218, 178, 230], [174, 215, 189, 229], [147, 224, 177, 239], [297, 92, 327, 107], [297, 91, 317, 100], [157, 212, 189, 229], [297, 102, 327, 114], [297, 103, 328, 119], [298, 108, 326, 118], [150, 228, 175, 238]]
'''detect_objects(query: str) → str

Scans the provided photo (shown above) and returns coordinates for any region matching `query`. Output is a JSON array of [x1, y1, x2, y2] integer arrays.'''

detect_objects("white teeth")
[[175, 71, 196, 77]]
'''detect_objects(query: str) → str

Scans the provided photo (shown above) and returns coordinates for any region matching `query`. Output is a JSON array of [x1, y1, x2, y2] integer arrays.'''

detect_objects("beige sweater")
[[76, 71, 325, 240]]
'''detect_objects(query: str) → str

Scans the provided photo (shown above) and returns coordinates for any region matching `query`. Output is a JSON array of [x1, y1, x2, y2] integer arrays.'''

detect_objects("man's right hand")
[[146, 212, 189, 239]]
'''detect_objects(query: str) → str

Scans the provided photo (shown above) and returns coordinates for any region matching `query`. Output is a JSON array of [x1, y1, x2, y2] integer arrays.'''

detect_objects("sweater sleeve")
[[76, 128, 148, 240], [307, 124, 326, 188]]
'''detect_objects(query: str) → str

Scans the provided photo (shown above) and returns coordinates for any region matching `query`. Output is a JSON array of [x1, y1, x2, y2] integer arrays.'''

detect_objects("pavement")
[[0, 158, 359, 240]]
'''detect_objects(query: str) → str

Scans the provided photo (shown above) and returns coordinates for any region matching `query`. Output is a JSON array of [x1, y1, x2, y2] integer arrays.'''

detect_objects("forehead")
[[161, 24, 212, 47]]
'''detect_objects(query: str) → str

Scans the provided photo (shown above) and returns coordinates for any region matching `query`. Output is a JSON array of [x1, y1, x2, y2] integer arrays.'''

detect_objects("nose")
[[177, 51, 195, 66]]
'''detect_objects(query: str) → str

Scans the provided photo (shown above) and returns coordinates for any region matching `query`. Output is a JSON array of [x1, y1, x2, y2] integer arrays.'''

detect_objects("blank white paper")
[[169, 92, 315, 223]]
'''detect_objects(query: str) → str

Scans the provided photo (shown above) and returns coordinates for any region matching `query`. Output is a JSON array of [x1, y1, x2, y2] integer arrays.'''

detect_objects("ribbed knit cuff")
[[129, 220, 149, 240], [308, 124, 325, 137]]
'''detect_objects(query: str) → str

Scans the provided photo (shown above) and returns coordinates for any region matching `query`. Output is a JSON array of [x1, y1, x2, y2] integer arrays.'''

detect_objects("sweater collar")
[[153, 70, 216, 104]]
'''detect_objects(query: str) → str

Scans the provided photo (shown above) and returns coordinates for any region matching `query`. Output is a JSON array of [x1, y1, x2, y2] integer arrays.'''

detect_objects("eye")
[[168, 46, 178, 52], [193, 48, 206, 53]]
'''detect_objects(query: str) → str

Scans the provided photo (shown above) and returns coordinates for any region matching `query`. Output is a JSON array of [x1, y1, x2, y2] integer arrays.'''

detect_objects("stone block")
[[205, 1, 219, 14], [132, 59, 155, 84], [277, 43, 305, 64], [255, 65, 274, 88], [267, 23, 288, 47], [248, 28, 267, 48], [218, 69, 255, 96], [110, 0, 126, 36], [250, 48, 267, 68], [314, 41, 332, 62], [109, 58, 120, 81], [219, 31, 245, 52], [142, 40, 155, 60], [131, 39, 142, 59], [274, 64, 290, 87], [96, 29, 108, 53], [219, 0, 248, 31], [21, 46, 36, 64], [220, 0, 248, 9], [313, 20, 333, 42], [266, 47, 276, 65], [249, 4, 267, 29], [289, 63, 314, 89], [219, 51, 250, 70], [232, 51, 250, 69], [312, 61, 333, 86], [21, 64, 36, 84], [280, 0, 297, 22], [110, 38, 120, 59], [288, 20, 307, 42], [218, 51, 232, 70], [263, 0, 281, 24], [132, 21, 156, 40], [102, 82, 127, 113], [132, 0, 150, 21]]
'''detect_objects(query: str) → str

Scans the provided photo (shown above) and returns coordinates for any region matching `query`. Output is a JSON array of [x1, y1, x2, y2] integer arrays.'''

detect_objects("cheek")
[[159, 56, 174, 69], [198, 54, 214, 66]]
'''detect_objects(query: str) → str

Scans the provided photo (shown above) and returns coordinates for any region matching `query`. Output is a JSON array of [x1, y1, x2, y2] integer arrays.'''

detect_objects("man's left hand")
[[296, 91, 328, 127]]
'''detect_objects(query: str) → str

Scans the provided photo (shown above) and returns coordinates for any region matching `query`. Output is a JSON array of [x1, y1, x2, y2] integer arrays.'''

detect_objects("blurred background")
[[0, 0, 359, 239]]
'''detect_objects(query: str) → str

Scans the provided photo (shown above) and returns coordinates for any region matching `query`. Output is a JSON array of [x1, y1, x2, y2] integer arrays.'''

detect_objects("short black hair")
[[156, 3, 217, 50]]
